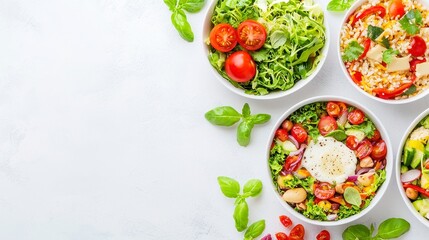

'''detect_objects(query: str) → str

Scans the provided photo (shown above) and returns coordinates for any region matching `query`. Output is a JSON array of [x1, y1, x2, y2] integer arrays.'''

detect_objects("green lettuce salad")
[[207, 0, 326, 95]]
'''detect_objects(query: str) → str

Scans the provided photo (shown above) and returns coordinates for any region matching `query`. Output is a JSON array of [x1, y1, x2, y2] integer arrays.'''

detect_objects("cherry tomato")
[[348, 109, 365, 125], [291, 125, 307, 143], [236, 20, 266, 51], [289, 224, 305, 240], [368, 129, 381, 142], [337, 102, 348, 112], [284, 155, 301, 172], [410, 58, 426, 72], [209, 23, 237, 52], [279, 215, 293, 228], [276, 129, 289, 142], [389, 0, 405, 19], [356, 140, 373, 159], [346, 135, 359, 150], [275, 232, 289, 240], [316, 230, 331, 240], [327, 102, 340, 117], [371, 140, 387, 160], [314, 183, 336, 200], [409, 36, 427, 57], [318, 116, 338, 136], [282, 120, 293, 132], [225, 51, 256, 82]]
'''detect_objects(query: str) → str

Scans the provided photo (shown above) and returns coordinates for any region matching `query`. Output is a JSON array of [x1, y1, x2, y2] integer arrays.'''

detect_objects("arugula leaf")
[[367, 25, 384, 41], [327, 0, 355, 12], [342, 40, 364, 62], [399, 10, 423, 34], [382, 49, 399, 64], [381, 37, 390, 48]]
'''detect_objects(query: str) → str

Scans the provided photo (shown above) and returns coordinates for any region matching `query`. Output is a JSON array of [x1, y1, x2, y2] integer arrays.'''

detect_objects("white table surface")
[[1, 0, 428, 239]]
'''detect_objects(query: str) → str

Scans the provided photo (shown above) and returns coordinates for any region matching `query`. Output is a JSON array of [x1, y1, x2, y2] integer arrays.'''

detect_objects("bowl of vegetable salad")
[[203, 0, 329, 99], [339, 0, 429, 104], [397, 108, 429, 227], [267, 96, 392, 226]]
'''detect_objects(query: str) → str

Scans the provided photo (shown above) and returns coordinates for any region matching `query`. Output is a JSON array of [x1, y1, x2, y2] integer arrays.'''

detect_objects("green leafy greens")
[[399, 10, 423, 35], [342, 40, 364, 62], [343, 218, 410, 240], [327, 0, 355, 12], [289, 102, 326, 140], [382, 49, 399, 64]]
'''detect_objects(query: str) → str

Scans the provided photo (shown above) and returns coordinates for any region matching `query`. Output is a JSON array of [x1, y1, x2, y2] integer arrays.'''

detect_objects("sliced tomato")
[[327, 102, 340, 117], [368, 129, 381, 142], [409, 36, 427, 57], [359, 38, 371, 60], [348, 109, 365, 125], [350, 71, 363, 85], [279, 215, 292, 228], [316, 230, 331, 240], [289, 224, 305, 240], [410, 58, 427, 72], [346, 135, 359, 150], [209, 23, 237, 52], [284, 154, 302, 172], [337, 102, 348, 112], [318, 116, 338, 136], [276, 128, 289, 142], [371, 140, 387, 160], [225, 51, 256, 82], [356, 139, 373, 159], [352, 5, 386, 25], [389, 0, 405, 19], [291, 125, 307, 143], [314, 183, 336, 200], [237, 20, 266, 51], [275, 232, 289, 240], [373, 82, 413, 99]]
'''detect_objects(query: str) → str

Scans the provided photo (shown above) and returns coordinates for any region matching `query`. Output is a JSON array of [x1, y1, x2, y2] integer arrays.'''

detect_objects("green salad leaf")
[[179, 0, 205, 13], [218, 176, 241, 198], [327, 0, 355, 12], [343, 224, 371, 240], [399, 10, 423, 35], [289, 102, 326, 140], [382, 49, 399, 64], [171, 9, 194, 42], [342, 40, 364, 62]]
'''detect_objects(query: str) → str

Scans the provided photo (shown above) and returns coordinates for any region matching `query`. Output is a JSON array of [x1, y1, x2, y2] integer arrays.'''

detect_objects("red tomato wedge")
[[237, 20, 267, 51], [316, 230, 331, 240], [289, 224, 305, 240], [279, 215, 292, 228], [327, 102, 340, 117], [314, 183, 336, 200], [209, 23, 237, 52], [409, 36, 427, 57], [356, 139, 373, 159], [291, 125, 307, 143], [348, 109, 365, 125]]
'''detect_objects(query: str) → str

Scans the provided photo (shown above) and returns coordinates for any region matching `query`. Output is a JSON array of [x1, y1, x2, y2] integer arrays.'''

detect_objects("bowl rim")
[[201, 0, 331, 100], [337, 0, 429, 105], [395, 108, 429, 228], [265, 95, 393, 226]]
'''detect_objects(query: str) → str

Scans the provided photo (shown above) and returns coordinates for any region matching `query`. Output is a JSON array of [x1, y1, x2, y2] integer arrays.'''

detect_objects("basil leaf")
[[244, 220, 265, 239], [250, 114, 271, 125], [171, 9, 194, 42], [179, 0, 205, 13], [242, 103, 251, 118], [403, 84, 416, 95], [342, 40, 364, 62], [205, 106, 241, 126], [376, 218, 410, 239], [367, 25, 384, 41], [242, 179, 263, 198], [327, 0, 355, 12], [342, 224, 371, 240], [233, 200, 249, 232], [164, 0, 177, 11], [237, 120, 254, 147], [344, 187, 361, 206], [326, 129, 347, 141], [382, 49, 399, 64], [217, 176, 240, 198], [399, 10, 423, 35], [380, 37, 390, 48]]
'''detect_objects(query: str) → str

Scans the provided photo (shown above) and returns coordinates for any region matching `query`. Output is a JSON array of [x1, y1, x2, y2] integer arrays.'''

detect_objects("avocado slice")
[[411, 150, 425, 169], [403, 147, 415, 166], [413, 199, 429, 217], [345, 129, 365, 142]]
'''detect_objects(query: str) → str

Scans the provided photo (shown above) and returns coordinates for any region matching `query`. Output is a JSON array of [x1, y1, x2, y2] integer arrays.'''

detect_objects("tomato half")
[[314, 183, 336, 200], [389, 0, 405, 19], [316, 230, 331, 240], [409, 36, 427, 57], [348, 109, 365, 125], [209, 23, 237, 52], [284, 155, 302, 172], [237, 20, 266, 51], [279, 215, 293, 228], [318, 116, 338, 136], [346, 135, 359, 150], [356, 140, 373, 159], [289, 224, 305, 240], [276, 128, 289, 142], [371, 140, 387, 160], [410, 58, 427, 72], [291, 125, 307, 143], [327, 102, 340, 117], [225, 51, 256, 82], [275, 232, 289, 240], [368, 129, 381, 142]]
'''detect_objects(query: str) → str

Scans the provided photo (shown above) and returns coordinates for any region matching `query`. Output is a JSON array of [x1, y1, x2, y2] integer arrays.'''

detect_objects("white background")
[[1, 0, 428, 239]]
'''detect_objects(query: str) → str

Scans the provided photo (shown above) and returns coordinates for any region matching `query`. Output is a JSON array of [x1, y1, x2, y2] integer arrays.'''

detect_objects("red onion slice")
[[401, 169, 421, 183], [261, 234, 272, 240], [289, 144, 307, 156], [356, 167, 372, 175], [288, 134, 300, 149], [347, 175, 358, 182]]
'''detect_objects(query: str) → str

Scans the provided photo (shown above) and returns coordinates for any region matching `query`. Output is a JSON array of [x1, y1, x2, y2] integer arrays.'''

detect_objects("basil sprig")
[[342, 218, 410, 240], [205, 103, 271, 146], [217, 176, 265, 239]]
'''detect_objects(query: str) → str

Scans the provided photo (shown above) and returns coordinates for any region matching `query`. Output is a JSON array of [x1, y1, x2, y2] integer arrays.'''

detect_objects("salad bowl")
[[266, 95, 392, 226], [202, 0, 330, 100]]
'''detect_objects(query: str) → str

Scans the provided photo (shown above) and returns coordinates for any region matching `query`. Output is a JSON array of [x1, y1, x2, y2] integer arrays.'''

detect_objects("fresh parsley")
[[342, 218, 410, 240], [399, 9, 423, 35], [327, 0, 355, 12], [367, 25, 384, 41], [342, 40, 364, 62], [382, 49, 399, 64]]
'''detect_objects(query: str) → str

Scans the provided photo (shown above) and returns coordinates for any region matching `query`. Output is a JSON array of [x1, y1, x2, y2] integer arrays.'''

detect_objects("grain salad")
[[340, 0, 429, 100]]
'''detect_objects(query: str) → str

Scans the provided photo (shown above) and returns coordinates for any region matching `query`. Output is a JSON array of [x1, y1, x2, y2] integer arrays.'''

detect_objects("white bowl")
[[396, 108, 429, 228], [338, 0, 429, 104], [266, 95, 393, 226], [202, 0, 330, 100]]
